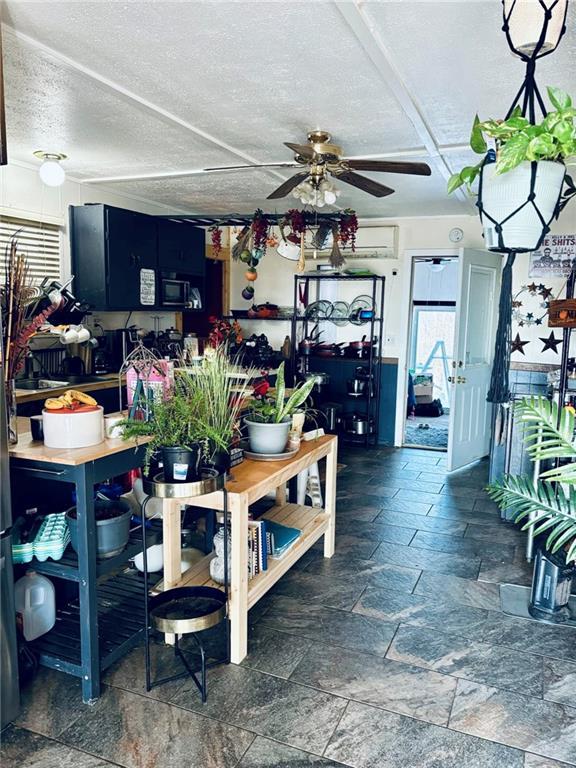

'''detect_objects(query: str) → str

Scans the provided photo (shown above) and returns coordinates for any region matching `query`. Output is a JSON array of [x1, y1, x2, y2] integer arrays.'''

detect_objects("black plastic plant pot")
[[67, 499, 132, 559], [162, 444, 201, 483], [529, 547, 575, 623]]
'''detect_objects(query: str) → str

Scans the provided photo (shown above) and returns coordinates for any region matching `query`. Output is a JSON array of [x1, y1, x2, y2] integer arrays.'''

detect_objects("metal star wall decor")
[[511, 333, 530, 355], [539, 331, 562, 354], [512, 283, 556, 327]]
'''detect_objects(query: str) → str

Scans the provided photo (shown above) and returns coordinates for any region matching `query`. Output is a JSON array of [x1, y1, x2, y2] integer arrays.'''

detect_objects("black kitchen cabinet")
[[70, 204, 158, 311], [157, 218, 205, 275]]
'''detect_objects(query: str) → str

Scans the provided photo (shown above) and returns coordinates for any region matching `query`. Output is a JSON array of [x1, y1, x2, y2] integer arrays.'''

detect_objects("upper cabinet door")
[[106, 207, 158, 309], [158, 219, 205, 275]]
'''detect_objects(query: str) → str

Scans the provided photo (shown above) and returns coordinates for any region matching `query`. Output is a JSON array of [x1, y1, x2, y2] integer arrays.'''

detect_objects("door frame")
[[394, 247, 461, 447]]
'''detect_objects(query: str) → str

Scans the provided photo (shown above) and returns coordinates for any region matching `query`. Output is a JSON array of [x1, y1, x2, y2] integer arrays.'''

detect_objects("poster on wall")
[[529, 234, 576, 277]]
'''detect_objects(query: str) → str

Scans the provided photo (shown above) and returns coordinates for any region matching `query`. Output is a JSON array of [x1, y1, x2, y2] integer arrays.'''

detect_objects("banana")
[[45, 398, 65, 410], [67, 389, 97, 407]]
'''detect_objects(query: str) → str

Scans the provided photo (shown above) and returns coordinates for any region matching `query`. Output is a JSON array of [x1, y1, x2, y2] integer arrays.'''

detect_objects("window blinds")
[[0, 215, 62, 284]]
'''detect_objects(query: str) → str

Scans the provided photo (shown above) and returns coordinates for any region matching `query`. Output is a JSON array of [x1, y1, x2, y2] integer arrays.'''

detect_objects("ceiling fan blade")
[[345, 159, 432, 176], [284, 142, 315, 159], [203, 162, 300, 172], [267, 171, 310, 200], [335, 170, 394, 198]]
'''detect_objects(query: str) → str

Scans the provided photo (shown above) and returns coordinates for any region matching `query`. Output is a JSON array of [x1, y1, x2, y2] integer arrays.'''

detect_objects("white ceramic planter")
[[480, 160, 565, 252], [245, 417, 291, 454]]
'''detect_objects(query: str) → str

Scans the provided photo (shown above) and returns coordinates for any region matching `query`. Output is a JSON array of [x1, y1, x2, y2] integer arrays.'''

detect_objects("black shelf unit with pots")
[[290, 274, 385, 446], [10, 443, 152, 703]]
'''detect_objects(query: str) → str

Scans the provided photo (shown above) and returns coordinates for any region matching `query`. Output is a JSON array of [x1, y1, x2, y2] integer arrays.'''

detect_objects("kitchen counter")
[[10, 414, 149, 465], [15, 374, 122, 404]]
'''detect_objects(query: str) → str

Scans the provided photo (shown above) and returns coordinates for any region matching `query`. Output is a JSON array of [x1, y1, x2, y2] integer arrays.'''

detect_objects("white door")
[[447, 248, 502, 472]]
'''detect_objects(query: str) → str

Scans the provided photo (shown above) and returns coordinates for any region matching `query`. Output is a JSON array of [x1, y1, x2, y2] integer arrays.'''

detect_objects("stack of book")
[[247, 519, 302, 580]]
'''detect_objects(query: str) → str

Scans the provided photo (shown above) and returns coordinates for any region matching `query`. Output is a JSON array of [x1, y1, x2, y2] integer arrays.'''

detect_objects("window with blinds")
[[0, 215, 62, 284]]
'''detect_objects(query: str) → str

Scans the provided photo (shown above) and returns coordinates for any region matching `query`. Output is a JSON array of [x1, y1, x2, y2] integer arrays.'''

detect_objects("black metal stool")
[[140, 470, 230, 703]]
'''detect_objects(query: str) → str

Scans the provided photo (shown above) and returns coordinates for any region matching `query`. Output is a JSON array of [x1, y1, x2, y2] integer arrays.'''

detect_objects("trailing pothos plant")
[[487, 396, 576, 563], [448, 86, 576, 198], [247, 361, 316, 424]]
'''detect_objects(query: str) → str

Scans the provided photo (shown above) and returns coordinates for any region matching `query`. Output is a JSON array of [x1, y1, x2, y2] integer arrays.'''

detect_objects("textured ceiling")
[[2, 0, 575, 217]]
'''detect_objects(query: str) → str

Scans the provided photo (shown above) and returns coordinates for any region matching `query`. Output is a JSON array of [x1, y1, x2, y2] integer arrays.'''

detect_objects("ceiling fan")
[[204, 130, 432, 200]]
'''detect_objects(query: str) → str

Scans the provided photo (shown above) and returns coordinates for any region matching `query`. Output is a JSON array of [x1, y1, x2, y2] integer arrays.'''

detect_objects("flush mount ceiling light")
[[502, 0, 568, 59], [428, 258, 446, 273], [33, 151, 67, 187]]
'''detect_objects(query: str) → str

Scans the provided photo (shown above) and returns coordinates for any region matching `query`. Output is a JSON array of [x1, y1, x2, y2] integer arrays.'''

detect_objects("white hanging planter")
[[479, 160, 566, 252]]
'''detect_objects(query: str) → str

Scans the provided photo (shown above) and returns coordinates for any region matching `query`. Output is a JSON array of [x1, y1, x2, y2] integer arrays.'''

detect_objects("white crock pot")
[[480, 160, 566, 252]]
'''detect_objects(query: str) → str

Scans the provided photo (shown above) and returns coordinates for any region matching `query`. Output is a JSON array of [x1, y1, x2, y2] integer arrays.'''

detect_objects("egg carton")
[[12, 512, 71, 564]]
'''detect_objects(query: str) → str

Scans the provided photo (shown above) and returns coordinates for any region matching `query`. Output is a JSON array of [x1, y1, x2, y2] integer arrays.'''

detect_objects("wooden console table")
[[153, 434, 337, 664]]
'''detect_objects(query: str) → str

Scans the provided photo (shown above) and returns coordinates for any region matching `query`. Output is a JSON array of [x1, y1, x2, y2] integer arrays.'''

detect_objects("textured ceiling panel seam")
[[2, 24, 289, 184], [334, 1, 474, 212]]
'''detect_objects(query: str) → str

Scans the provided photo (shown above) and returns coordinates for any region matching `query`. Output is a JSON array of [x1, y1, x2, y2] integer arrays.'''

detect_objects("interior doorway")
[[404, 256, 458, 451]]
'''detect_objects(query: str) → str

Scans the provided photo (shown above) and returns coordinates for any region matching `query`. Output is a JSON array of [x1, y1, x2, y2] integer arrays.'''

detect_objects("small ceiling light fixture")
[[33, 151, 67, 187], [428, 258, 445, 273], [292, 174, 340, 209], [502, 0, 568, 59]]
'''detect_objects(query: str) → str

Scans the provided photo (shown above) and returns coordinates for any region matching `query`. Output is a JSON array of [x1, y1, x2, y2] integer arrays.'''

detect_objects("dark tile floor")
[[3, 446, 576, 768]]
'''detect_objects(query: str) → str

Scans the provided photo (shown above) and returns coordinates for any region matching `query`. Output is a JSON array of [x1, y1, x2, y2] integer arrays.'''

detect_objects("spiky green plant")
[[487, 396, 576, 563], [247, 361, 317, 424]]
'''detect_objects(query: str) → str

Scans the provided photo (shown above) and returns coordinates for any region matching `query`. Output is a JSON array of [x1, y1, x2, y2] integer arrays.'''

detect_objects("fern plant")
[[487, 396, 576, 563]]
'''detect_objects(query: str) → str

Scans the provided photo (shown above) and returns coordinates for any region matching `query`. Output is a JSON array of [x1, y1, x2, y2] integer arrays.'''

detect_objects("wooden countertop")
[[10, 414, 150, 466], [15, 374, 122, 404]]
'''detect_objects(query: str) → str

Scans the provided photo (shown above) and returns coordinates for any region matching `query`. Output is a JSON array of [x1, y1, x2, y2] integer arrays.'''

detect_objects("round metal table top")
[[142, 468, 225, 499]]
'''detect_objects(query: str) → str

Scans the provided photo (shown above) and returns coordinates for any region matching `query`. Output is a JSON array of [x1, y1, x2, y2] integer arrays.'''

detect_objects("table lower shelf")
[[153, 502, 330, 610], [32, 570, 146, 676]]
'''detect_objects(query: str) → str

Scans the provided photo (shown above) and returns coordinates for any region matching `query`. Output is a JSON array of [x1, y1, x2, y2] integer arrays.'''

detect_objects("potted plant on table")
[[245, 362, 317, 454], [448, 86, 576, 251], [487, 396, 576, 622], [122, 348, 255, 480]]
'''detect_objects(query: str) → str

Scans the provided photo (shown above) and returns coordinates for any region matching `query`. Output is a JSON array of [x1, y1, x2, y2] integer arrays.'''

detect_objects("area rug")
[[405, 423, 448, 448]]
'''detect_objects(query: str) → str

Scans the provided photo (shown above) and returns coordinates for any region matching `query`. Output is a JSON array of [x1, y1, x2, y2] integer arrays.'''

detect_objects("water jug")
[[14, 571, 56, 641]]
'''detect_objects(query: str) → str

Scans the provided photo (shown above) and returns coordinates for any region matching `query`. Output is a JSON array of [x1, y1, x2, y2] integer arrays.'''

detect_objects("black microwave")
[[160, 275, 202, 309]]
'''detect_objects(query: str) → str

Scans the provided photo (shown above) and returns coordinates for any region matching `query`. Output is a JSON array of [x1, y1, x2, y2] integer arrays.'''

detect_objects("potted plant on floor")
[[245, 362, 317, 454], [448, 86, 575, 251], [487, 396, 576, 622]]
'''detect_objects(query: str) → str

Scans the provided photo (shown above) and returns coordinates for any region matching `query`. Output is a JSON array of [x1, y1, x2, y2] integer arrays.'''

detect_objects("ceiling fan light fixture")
[[428, 258, 445, 273], [33, 151, 67, 187]]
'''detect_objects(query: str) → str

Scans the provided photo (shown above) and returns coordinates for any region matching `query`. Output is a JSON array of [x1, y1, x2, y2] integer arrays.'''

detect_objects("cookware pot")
[[343, 413, 374, 435], [347, 335, 378, 359], [347, 378, 366, 396], [306, 371, 330, 394], [315, 342, 345, 358], [320, 402, 342, 432]]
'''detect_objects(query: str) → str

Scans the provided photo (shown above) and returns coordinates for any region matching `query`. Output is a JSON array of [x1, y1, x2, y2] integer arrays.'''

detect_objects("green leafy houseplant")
[[487, 397, 576, 563], [121, 384, 223, 475], [247, 362, 316, 424], [448, 86, 576, 194]]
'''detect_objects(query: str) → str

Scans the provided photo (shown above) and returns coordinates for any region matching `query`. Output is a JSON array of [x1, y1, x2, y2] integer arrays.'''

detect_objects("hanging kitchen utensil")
[[329, 222, 345, 269], [297, 231, 306, 273]]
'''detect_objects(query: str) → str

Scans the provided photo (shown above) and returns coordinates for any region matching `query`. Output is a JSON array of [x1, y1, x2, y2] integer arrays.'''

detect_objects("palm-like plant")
[[487, 397, 576, 563]]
